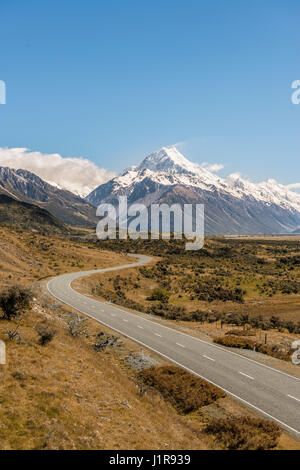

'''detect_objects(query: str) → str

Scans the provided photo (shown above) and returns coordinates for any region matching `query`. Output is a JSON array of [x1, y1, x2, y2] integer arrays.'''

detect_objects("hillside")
[[0, 195, 68, 234], [0, 167, 97, 227]]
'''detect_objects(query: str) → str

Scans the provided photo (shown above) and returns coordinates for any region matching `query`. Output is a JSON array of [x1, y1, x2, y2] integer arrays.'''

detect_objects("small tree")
[[0, 285, 33, 320]]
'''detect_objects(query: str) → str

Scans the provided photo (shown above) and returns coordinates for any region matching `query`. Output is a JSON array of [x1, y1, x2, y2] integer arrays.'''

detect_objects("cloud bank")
[[0, 147, 115, 197]]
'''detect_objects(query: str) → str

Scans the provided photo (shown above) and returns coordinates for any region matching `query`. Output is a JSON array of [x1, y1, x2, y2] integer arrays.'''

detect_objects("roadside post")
[[0, 340, 6, 366]]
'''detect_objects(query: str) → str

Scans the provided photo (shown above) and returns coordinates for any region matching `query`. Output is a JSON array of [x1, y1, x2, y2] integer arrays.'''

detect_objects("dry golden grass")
[[0, 301, 211, 450], [0, 227, 130, 289]]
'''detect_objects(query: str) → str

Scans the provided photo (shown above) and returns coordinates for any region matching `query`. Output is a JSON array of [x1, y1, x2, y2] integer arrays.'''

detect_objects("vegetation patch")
[[137, 365, 225, 414], [204, 416, 281, 450], [0, 285, 33, 321], [214, 335, 291, 361]]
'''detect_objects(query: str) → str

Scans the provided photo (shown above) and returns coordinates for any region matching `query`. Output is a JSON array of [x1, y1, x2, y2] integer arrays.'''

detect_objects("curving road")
[[47, 254, 300, 438]]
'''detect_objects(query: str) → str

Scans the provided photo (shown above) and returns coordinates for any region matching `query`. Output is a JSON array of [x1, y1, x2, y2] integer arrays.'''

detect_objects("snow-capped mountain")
[[87, 146, 300, 234], [0, 166, 97, 227]]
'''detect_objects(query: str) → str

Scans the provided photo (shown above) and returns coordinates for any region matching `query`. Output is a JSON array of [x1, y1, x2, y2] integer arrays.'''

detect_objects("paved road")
[[47, 254, 300, 437]]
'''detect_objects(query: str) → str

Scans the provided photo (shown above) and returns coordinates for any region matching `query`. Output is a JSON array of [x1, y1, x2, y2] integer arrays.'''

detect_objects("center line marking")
[[176, 343, 185, 348], [239, 372, 254, 380], [123, 319, 128, 322], [111, 313, 116, 317], [203, 354, 215, 362], [287, 394, 300, 402], [155, 333, 162, 337], [137, 325, 144, 329]]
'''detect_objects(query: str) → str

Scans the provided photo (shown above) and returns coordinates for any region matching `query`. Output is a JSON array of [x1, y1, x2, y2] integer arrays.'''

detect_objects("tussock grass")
[[204, 416, 281, 450], [137, 365, 225, 414]]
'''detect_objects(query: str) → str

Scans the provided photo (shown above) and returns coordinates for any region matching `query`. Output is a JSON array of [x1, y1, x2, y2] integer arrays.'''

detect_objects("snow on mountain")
[[86, 146, 300, 234], [89, 146, 300, 213]]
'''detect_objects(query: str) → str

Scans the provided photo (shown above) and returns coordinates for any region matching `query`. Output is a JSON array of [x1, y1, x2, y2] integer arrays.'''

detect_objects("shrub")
[[93, 332, 119, 351], [0, 285, 33, 320], [146, 288, 170, 303], [36, 323, 56, 346], [68, 316, 88, 337], [5, 325, 21, 342], [137, 365, 225, 414], [204, 416, 281, 450], [214, 335, 255, 349]]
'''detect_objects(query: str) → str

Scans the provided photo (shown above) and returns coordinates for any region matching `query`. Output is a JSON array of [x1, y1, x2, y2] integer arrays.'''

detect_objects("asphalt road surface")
[[47, 254, 300, 437]]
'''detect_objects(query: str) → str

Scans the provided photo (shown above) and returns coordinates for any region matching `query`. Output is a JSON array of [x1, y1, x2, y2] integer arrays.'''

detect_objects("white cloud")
[[286, 183, 300, 190], [201, 162, 224, 173], [0, 147, 115, 197]]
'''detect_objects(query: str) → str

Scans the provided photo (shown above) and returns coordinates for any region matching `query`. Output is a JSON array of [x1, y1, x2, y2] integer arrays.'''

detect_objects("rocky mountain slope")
[[87, 147, 300, 234], [0, 167, 97, 227]]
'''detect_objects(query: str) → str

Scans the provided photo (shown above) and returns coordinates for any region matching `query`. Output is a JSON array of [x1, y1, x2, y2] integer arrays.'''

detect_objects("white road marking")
[[287, 394, 300, 403], [203, 354, 215, 362], [176, 343, 185, 348], [155, 333, 162, 337], [239, 372, 254, 380], [111, 313, 116, 317], [137, 325, 144, 329], [123, 319, 128, 322]]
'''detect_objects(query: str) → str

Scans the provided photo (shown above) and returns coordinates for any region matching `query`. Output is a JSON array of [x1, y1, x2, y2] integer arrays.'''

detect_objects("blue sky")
[[0, 0, 299, 188]]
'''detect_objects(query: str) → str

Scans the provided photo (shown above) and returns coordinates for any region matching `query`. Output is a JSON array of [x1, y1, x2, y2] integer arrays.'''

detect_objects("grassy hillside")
[[0, 195, 68, 234]]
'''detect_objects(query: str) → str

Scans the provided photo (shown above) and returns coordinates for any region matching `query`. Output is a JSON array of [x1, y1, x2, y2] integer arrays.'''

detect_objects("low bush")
[[36, 323, 56, 346], [214, 335, 291, 361], [146, 288, 170, 303], [137, 365, 225, 414], [0, 285, 33, 320], [214, 335, 255, 349], [204, 416, 281, 450]]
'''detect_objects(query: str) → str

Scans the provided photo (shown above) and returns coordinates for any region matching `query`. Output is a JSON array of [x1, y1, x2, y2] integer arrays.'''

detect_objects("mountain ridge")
[[0, 166, 97, 227], [86, 146, 300, 234]]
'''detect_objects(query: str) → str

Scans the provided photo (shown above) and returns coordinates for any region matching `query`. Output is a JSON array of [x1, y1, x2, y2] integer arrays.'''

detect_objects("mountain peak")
[[137, 146, 203, 176]]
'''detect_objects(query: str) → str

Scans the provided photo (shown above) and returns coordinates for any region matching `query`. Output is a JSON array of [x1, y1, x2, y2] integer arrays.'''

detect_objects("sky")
[[0, 0, 299, 195]]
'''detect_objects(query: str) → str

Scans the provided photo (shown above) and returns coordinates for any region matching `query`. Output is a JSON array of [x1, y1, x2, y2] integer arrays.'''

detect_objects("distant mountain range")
[[87, 147, 300, 234], [1, 147, 300, 234], [0, 167, 97, 227]]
